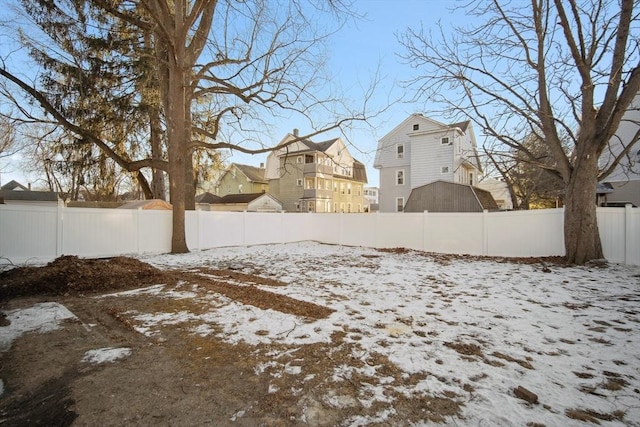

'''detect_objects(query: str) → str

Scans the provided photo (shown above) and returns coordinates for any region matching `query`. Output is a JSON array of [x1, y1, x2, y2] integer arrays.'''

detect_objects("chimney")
[[260, 162, 264, 168], [293, 128, 299, 137]]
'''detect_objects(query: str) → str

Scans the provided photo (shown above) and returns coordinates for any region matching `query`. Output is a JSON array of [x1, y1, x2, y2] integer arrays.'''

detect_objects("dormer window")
[[441, 137, 450, 145]]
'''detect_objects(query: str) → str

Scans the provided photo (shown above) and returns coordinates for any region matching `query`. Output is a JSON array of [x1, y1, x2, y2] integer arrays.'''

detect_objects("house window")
[[296, 156, 303, 164], [341, 183, 345, 194], [397, 144, 404, 159], [334, 182, 338, 192], [441, 137, 450, 145], [296, 178, 303, 186], [326, 202, 331, 212], [305, 177, 314, 189], [347, 203, 351, 213], [305, 154, 314, 164], [308, 201, 315, 212], [347, 184, 352, 195], [396, 170, 404, 185], [396, 197, 404, 212], [413, 124, 419, 131], [357, 204, 361, 212], [325, 180, 331, 190], [441, 166, 450, 174], [340, 203, 345, 212], [356, 186, 361, 196], [238, 184, 243, 193], [469, 172, 474, 185]]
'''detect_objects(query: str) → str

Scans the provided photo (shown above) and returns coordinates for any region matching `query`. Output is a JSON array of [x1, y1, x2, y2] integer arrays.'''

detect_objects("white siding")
[[410, 132, 454, 187]]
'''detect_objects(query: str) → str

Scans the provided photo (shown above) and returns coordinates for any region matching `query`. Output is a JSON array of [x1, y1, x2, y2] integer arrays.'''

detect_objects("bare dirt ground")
[[0, 255, 462, 426]]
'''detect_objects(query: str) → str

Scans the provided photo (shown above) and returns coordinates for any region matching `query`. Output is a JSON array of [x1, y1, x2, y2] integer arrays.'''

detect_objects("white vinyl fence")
[[1, 205, 638, 266]]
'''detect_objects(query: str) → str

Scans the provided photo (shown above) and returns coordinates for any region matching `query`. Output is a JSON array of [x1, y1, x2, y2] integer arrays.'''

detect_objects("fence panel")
[[598, 207, 626, 263], [375, 213, 424, 250], [424, 212, 485, 255], [0, 205, 58, 264], [62, 208, 138, 257], [340, 213, 377, 248], [487, 209, 565, 257], [138, 210, 172, 254], [1, 205, 638, 266]]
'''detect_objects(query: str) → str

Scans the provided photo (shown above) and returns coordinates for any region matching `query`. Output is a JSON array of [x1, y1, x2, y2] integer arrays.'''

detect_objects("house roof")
[[234, 163, 267, 183], [215, 193, 266, 204], [352, 160, 368, 183], [285, 137, 340, 155], [195, 192, 222, 203], [0, 189, 58, 202], [0, 180, 29, 191], [449, 120, 470, 132]]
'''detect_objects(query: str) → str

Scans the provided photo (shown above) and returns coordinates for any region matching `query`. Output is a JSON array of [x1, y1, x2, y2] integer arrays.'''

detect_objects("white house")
[[374, 114, 482, 212], [598, 92, 640, 207], [477, 178, 513, 210]]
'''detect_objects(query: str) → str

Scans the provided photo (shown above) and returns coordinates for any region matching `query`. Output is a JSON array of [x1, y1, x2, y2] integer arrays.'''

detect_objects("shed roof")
[[117, 199, 172, 210], [404, 180, 499, 212]]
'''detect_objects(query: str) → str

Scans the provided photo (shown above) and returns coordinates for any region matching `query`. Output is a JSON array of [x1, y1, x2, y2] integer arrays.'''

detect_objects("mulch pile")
[[0, 255, 334, 319], [0, 256, 177, 301]]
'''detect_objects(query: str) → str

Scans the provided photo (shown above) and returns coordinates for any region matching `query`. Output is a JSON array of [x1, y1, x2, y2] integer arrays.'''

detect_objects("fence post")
[[56, 202, 64, 257], [135, 208, 141, 254], [374, 211, 380, 249], [625, 204, 632, 265], [482, 209, 489, 256], [423, 210, 429, 252]]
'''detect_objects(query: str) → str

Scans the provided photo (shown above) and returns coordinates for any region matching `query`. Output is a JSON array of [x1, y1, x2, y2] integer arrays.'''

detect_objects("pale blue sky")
[[236, 0, 468, 187]]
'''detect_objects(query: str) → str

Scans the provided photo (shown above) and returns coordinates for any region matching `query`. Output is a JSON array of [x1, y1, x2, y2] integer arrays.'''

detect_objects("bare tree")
[[484, 134, 565, 209], [1, 0, 373, 253], [400, 0, 640, 264]]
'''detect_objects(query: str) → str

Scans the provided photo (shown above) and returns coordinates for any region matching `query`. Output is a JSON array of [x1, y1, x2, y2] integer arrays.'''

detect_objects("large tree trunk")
[[563, 152, 603, 264], [149, 107, 166, 200]]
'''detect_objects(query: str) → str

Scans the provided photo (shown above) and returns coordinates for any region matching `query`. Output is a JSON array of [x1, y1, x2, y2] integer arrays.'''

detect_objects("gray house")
[[404, 180, 499, 213], [0, 180, 59, 206], [374, 114, 482, 212], [598, 92, 640, 207]]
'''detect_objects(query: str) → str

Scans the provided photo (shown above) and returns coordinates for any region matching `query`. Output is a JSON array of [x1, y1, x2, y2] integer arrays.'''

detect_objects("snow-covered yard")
[[3, 242, 639, 426]]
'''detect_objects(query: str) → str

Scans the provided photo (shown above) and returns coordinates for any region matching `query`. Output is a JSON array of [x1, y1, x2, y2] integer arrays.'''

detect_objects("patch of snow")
[[0, 302, 76, 351], [138, 242, 640, 426], [82, 347, 132, 364]]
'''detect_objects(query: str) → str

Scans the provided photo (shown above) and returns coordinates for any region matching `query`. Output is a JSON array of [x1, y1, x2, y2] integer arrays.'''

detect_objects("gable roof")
[[234, 163, 267, 183], [1, 180, 30, 191], [449, 120, 470, 132]]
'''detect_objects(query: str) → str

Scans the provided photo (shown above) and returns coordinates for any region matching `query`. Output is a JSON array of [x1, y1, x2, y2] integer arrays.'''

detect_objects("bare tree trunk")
[[149, 107, 165, 200], [564, 151, 603, 264]]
